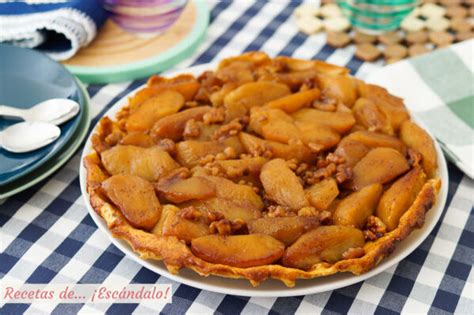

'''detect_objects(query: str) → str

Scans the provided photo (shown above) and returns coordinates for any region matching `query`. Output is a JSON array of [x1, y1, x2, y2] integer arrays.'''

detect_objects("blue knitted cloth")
[[0, 0, 109, 60]]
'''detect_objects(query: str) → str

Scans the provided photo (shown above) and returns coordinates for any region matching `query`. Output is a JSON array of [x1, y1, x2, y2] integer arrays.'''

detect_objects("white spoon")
[[0, 121, 60, 153], [0, 98, 80, 126]]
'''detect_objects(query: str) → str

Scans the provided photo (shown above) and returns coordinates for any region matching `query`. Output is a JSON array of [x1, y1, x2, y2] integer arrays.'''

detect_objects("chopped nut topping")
[[209, 219, 247, 235], [336, 164, 353, 184], [212, 119, 243, 140], [326, 152, 345, 164], [206, 210, 224, 222], [179, 206, 202, 221], [364, 215, 387, 241], [156, 138, 176, 155], [318, 210, 332, 225], [203, 107, 226, 125], [183, 119, 201, 138], [298, 206, 318, 217], [266, 205, 295, 217]]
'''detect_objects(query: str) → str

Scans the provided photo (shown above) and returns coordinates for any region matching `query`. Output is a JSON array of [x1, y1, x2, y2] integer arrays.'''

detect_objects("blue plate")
[[0, 44, 85, 186]]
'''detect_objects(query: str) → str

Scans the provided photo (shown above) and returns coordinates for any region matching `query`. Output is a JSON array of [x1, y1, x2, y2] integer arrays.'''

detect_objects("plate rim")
[[0, 45, 87, 185], [79, 64, 449, 297], [0, 81, 91, 200]]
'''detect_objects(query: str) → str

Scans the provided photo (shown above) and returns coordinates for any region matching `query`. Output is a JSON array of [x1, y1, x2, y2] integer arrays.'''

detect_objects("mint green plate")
[[65, 0, 209, 84], [0, 82, 91, 200]]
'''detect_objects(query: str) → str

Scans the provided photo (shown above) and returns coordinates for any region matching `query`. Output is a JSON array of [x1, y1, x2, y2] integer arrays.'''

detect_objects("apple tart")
[[84, 52, 441, 287]]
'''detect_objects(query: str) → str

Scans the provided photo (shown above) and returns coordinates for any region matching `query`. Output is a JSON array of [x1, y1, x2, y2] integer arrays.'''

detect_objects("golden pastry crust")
[[84, 52, 441, 287]]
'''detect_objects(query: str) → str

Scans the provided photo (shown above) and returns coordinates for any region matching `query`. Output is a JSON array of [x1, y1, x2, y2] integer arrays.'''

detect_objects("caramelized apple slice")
[[184, 175, 264, 221], [333, 184, 383, 228], [400, 121, 437, 178], [376, 167, 427, 231], [126, 90, 184, 132], [249, 107, 301, 144], [272, 70, 318, 89], [247, 217, 320, 245], [120, 133, 155, 147], [264, 88, 320, 113], [183, 121, 220, 141], [218, 51, 271, 69], [353, 98, 393, 135], [147, 74, 200, 101], [175, 137, 244, 167], [282, 226, 365, 269], [191, 234, 285, 268], [205, 175, 264, 212], [296, 120, 341, 150], [102, 175, 161, 230], [153, 205, 209, 243], [151, 106, 212, 141], [224, 102, 249, 122], [315, 74, 358, 107], [239, 132, 314, 163], [101, 145, 179, 181], [224, 81, 290, 109], [350, 148, 410, 190], [260, 158, 309, 210], [305, 178, 339, 211], [357, 82, 409, 130], [155, 172, 215, 203], [292, 108, 355, 134], [346, 131, 407, 154], [187, 197, 261, 222], [335, 138, 370, 167]]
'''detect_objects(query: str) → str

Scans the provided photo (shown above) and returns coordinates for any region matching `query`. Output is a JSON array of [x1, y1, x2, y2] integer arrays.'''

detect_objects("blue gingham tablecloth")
[[1, 1, 473, 314]]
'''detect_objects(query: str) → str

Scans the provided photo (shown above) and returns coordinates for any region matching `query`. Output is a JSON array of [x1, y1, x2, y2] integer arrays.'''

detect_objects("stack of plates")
[[0, 44, 91, 199]]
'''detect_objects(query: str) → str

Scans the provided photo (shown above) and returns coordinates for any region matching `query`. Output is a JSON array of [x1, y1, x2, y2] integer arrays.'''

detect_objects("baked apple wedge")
[[333, 184, 383, 228], [335, 138, 370, 167], [175, 137, 244, 167], [282, 226, 365, 269], [346, 131, 407, 154], [151, 106, 212, 141], [376, 167, 427, 231], [126, 90, 184, 132], [224, 81, 290, 109], [102, 174, 161, 230], [247, 217, 320, 245], [350, 147, 410, 190], [353, 98, 393, 135], [154, 205, 210, 243], [264, 88, 320, 113], [191, 234, 285, 268], [101, 145, 179, 181], [400, 121, 437, 178], [292, 108, 355, 134], [155, 172, 215, 203], [260, 158, 309, 210], [305, 178, 339, 211]]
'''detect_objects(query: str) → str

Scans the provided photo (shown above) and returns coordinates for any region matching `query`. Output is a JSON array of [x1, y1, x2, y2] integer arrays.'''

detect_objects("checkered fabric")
[[367, 40, 474, 179], [1, 1, 473, 314]]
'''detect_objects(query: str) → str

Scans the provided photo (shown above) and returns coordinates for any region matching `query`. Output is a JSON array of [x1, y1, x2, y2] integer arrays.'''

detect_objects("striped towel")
[[367, 39, 474, 179]]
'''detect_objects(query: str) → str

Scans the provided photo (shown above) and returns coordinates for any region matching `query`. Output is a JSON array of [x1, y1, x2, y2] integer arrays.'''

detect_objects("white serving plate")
[[79, 64, 448, 297]]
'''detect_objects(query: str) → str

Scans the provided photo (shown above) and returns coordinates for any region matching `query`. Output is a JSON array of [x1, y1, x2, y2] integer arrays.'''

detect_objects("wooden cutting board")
[[63, 0, 209, 84]]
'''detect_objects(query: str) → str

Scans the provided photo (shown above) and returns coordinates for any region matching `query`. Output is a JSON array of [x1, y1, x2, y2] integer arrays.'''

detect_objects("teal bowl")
[[337, 0, 420, 33]]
